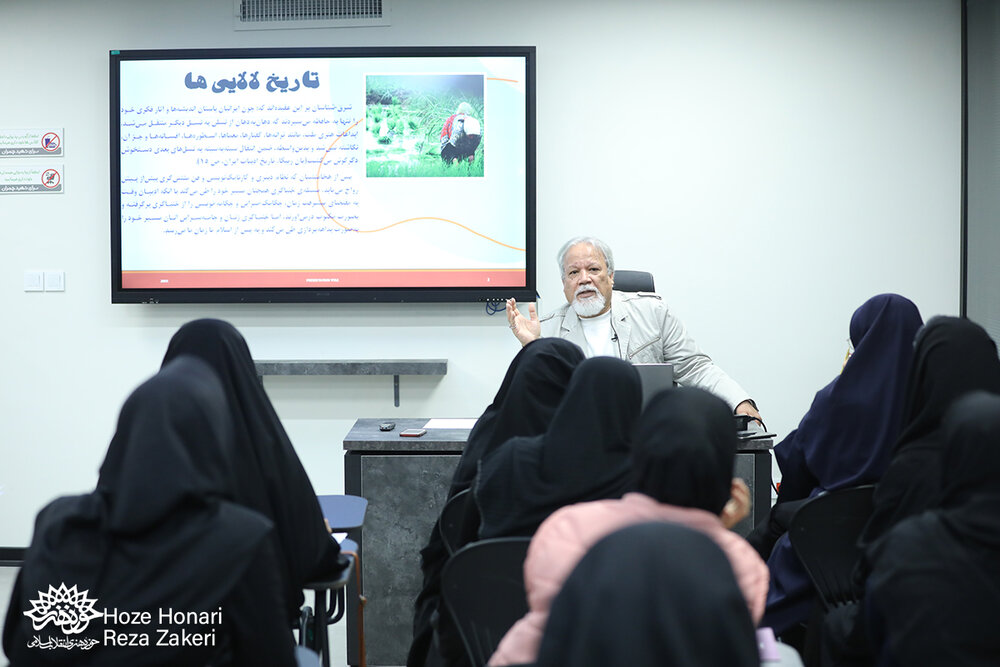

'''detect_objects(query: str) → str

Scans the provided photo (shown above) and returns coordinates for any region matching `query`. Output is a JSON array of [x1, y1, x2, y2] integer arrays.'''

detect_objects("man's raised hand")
[[505, 298, 541, 346]]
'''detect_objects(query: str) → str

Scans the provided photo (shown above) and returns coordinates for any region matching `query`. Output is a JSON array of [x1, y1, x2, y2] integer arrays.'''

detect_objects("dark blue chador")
[[762, 294, 923, 634]]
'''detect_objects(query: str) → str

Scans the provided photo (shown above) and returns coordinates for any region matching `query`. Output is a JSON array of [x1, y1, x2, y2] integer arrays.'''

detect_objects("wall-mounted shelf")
[[253, 359, 447, 407]]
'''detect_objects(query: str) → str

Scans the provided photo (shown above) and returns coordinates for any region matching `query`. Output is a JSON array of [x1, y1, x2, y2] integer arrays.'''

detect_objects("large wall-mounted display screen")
[[110, 46, 535, 303]]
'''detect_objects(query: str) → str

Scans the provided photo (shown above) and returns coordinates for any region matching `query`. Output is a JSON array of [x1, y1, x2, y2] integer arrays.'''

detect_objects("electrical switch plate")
[[24, 271, 43, 291], [44, 271, 65, 292]]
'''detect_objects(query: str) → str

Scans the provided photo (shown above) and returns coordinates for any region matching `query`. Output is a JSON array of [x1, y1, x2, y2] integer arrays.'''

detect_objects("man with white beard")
[[506, 236, 761, 420]]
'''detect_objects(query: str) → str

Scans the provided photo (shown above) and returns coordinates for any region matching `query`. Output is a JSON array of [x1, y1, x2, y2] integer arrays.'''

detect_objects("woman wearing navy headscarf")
[[755, 294, 923, 636], [824, 316, 1000, 666]]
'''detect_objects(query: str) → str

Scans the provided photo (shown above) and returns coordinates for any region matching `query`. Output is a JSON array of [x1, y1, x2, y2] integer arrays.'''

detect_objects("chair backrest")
[[787, 485, 876, 611], [317, 494, 368, 532], [612, 269, 655, 293], [439, 488, 478, 556], [440, 537, 532, 667]]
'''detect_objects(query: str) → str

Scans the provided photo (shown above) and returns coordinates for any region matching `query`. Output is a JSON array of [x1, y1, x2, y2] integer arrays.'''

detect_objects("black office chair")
[[312, 495, 368, 667], [440, 537, 532, 667], [438, 488, 480, 555], [298, 552, 356, 667], [612, 269, 655, 293], [787, 485, 876, 666], [787, 485, 876, 612]]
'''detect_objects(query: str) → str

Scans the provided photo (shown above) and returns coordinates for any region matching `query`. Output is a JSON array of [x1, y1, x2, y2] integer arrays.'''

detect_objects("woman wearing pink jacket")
[[488, 387, 769, 666]]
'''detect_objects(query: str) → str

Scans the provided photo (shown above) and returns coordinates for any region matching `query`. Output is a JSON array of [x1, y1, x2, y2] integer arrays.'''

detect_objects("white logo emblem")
[[24, 583, 103, 635]]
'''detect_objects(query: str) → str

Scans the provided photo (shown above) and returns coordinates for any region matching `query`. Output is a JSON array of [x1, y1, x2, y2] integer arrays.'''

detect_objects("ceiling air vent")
[[234, 0, 390, 30]]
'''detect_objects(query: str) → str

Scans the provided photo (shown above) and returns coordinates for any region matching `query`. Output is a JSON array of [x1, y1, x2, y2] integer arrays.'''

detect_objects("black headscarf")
[[632, 387, 738, 514], [865, 391, 1000, 666], [407, 339, 584, 667], [449, 338, 585, 498], [2, 357, 285, 666], [894, 316, 1000, 453], [535, 522, 760, 667], [98, 356, 240, 534], [857, 315, 1000, 552], [775, 294, 923, 497], [161, 319, 343, 618], [937, 391, 1000, 548], [474, 356, 641, 539]]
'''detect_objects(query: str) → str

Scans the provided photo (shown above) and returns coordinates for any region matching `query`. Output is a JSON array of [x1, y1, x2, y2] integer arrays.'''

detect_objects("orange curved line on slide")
[[356, 216, 524, 251], [486, 77, 520, 83], [315, 118, 525, 253]]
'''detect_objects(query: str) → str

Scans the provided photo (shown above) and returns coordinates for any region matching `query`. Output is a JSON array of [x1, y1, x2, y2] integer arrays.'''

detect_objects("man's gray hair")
[[556, 237, 615, 276]]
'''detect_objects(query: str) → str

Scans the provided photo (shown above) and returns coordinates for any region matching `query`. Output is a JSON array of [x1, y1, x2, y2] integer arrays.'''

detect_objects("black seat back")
[[613, 269, 655, 293], [440, 537, 531, 667], [439, 488, 479, 555], [788, 485, 876, 611]]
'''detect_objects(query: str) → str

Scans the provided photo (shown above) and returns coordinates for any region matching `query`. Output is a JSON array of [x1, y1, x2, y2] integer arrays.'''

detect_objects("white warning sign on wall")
[[0, 164, 65, 194], [0, 128, 64, 157]]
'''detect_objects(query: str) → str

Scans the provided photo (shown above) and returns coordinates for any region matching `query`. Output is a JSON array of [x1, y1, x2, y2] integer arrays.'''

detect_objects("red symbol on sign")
[[42, 133, 61, 152], [42, 169, 61, 189]]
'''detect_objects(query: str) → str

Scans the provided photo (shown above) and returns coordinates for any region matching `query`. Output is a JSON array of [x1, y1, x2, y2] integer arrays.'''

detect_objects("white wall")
[[1, 0, 959, 556]]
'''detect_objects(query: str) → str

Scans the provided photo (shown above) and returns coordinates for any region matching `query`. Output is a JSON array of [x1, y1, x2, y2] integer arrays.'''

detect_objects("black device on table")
[[735, 414, 776, 440]]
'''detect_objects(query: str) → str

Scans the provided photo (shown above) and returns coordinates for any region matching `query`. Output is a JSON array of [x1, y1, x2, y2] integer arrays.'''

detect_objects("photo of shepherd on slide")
[[439, 101, 481, 165], [365, 73, 484, 178]]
